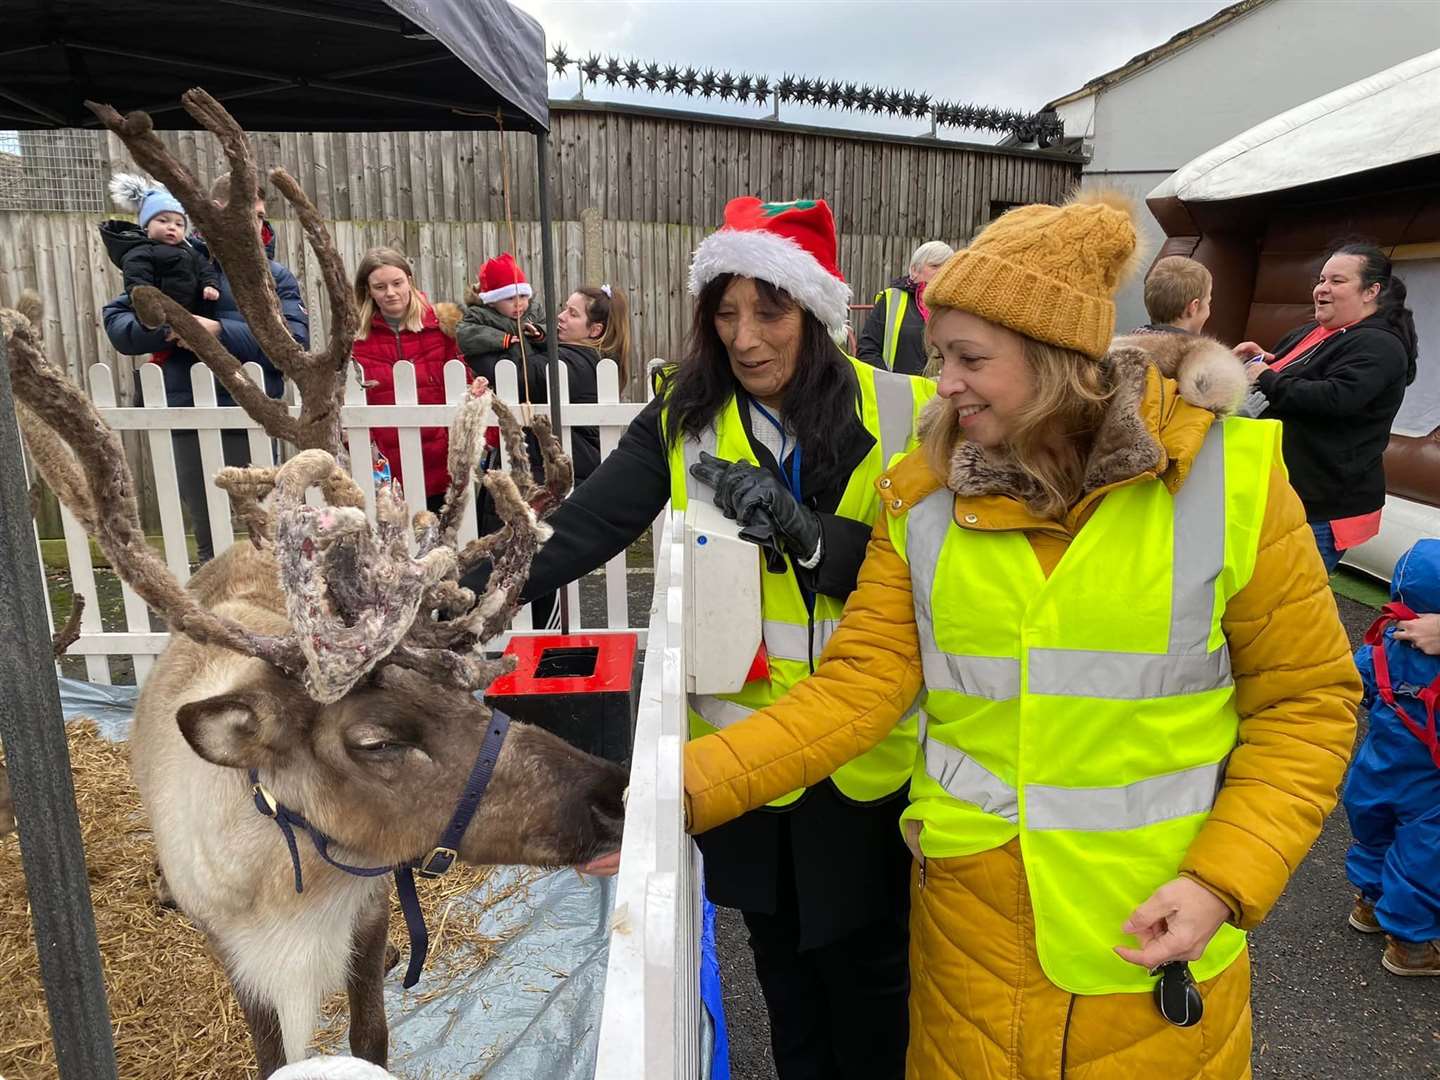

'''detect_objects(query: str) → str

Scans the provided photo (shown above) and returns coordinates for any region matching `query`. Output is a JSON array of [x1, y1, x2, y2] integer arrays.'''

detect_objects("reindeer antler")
[[3, 304, 306, 674], [6, 88, 573, 705], [218, 381, 568, 700], [87, 89, 356, 454], [6, 297, 571, 703]]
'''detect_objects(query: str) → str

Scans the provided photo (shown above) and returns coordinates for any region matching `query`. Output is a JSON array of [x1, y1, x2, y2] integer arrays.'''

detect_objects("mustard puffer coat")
[[684, 336, 1361, 1079]]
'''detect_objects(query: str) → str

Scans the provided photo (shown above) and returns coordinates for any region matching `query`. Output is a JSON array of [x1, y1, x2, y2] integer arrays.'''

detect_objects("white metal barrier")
[[594, 509, 704, 1080], [40, 357, 650, 685]]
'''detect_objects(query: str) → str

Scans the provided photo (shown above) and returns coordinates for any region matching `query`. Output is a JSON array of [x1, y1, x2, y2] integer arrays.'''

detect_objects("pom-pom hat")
[[923, 190, 1139, 361], [477, 252, 533, 304], [109, 172, 186, 231], [689, 197, 851, 340]]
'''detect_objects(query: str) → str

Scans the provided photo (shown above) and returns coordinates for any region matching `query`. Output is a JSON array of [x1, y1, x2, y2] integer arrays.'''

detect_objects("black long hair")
[[1327, 239, 1419, 384], [661, 275, 859, 483]]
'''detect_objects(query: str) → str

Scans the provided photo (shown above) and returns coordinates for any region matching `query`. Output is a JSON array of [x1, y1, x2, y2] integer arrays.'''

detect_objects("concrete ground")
[[713, 586, 1440, 1080]]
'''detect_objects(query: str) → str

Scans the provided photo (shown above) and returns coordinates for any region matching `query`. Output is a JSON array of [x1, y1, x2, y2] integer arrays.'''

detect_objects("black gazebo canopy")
[[3, 0, 549, 133]]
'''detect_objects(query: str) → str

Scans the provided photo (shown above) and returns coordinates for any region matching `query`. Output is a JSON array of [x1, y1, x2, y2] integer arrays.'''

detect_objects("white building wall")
[[1070, 0, 1440, 333]]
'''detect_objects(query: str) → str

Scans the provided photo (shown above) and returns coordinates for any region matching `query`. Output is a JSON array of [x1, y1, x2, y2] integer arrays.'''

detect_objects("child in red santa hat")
[[455, 251, 548, 384]]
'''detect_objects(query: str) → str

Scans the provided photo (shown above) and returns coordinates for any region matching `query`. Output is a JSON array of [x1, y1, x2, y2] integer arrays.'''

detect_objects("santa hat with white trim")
[[688, 197, 852, 342], [476, 252, 534, 304]]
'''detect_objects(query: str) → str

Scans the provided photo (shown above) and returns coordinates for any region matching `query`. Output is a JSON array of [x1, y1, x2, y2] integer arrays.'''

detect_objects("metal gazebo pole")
[[536, 127, 570, 634], [0, 334, 119, 1079]]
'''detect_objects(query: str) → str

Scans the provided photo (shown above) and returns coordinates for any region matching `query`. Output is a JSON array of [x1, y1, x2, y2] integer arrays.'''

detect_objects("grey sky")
[[511, 0, 1230, 139]]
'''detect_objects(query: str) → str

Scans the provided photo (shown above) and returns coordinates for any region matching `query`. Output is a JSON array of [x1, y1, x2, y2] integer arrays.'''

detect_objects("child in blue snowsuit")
[[1344, 539, 1440, 975]]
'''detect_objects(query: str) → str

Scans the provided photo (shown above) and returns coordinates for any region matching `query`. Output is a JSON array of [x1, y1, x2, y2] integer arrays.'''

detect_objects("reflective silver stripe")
[[1169, 423, 1226, 654], [682, 426, 719, 504], [690, 694, 755, 730], [922, 651, 1021, 700], [763, 619, 838, 662], [906, 488, 1023, 700], [906, 487, 952, 641], [1027, 423, 1232, 699], [872, 367, 916, 468], [1028, 646, 1231, 699], [1025, 759, 1226, 832], [882, 289, 906, 370], [922, 724, 1020, 823]]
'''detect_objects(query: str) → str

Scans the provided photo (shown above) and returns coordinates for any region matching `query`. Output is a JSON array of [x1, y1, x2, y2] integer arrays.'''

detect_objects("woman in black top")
[[1236, 241, 1418, 571]]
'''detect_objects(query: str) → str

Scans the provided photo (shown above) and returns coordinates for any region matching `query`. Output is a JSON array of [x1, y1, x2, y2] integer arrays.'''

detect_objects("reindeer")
[[1, 91, 626, 1076]]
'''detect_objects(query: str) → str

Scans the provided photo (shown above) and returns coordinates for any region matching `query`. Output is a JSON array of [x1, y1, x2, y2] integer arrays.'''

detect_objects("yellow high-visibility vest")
[[891, 416, 1280, 992], [670, 355, 935, 807], [877, 287, 909, 372]]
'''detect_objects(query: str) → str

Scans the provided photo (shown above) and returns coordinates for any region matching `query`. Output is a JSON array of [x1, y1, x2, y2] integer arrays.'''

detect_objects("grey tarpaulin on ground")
[[53, 678, 648, 1080]]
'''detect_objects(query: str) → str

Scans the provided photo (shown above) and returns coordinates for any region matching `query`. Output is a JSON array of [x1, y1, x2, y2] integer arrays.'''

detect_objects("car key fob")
[[1152, 961, 1203, 1027]]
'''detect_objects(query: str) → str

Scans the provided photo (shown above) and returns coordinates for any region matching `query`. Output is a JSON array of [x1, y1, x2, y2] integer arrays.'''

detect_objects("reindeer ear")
[[176, 687, 304, 768]]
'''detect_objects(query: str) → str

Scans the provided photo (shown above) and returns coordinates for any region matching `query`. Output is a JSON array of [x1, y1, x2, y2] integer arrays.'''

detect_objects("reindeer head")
[[2, 91, 624, 870], [174, 664, 626, 868]]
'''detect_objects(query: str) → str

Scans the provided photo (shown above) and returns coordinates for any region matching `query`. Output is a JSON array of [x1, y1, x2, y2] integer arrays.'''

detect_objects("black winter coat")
[[100, 220, 219, 312], [498, 341, 603, 484], [454, 296, 547, 380], [473, 341, 606, 541], [1256, 314, 1410, 521], [857, 276, 929, 375], [103, 226, 305, 408], [492, 381, 911, 946]]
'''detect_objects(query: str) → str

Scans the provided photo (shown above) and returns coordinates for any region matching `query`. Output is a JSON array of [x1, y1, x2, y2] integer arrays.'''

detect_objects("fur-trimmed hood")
[[932, 332, 1247, 504]]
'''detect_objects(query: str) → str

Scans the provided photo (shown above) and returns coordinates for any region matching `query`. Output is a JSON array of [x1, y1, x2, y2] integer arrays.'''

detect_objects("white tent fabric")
[[1149, 47, 1440, 203]]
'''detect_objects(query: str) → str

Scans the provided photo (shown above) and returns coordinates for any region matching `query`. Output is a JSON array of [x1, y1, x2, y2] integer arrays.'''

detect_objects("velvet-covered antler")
[[3, 304, 307, 675], [213, 380, 570, 700], [86, 89, 356, 454], [6, 85, 574, 703], [6, 295, 573, 702]]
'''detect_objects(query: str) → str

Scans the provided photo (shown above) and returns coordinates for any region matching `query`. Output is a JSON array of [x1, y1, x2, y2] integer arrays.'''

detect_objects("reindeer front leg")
[[233, 986, 286, 1077], [345, 895, 391, 1066]]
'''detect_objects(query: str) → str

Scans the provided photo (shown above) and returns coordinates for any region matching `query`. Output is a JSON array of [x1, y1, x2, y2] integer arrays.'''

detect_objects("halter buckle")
[[418, 845, 457, 878], [252, 781, 280, 818]]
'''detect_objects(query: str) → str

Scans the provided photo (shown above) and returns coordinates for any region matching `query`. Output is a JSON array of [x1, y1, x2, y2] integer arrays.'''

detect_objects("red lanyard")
[[1365, 601, 1440, 769]]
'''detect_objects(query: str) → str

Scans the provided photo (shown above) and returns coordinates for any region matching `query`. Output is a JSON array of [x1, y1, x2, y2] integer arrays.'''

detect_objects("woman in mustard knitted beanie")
[[679, 191, 1362, 1078]]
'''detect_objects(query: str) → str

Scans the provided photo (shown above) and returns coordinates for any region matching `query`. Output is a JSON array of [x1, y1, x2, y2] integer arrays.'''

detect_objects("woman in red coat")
[[350, 246, 464, 509]]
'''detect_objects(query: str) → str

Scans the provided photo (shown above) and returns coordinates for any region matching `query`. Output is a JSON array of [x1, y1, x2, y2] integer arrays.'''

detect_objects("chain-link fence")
[[0, 130, 106, 213]]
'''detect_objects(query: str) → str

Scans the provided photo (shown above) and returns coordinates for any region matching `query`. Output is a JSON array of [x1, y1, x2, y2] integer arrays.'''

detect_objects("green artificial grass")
[[1331, 566, 1389, 610]]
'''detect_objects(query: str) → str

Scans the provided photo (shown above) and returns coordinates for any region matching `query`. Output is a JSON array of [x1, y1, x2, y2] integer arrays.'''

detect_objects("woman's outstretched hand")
[[576, 850, 621, 877], [1115, 877, 1231, 969]]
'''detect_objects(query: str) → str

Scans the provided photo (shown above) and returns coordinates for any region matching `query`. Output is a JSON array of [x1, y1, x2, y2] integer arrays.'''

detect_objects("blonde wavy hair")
[[924, 336, 1113, 520], [354, 247, 426, 338]]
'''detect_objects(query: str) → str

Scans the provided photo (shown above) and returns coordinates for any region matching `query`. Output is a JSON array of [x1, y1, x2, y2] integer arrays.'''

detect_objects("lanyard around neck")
[[751, 401, 802, 501]]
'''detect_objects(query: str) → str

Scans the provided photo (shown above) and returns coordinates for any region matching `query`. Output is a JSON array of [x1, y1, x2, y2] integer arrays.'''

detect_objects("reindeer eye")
[[348, 731, 408, 755]]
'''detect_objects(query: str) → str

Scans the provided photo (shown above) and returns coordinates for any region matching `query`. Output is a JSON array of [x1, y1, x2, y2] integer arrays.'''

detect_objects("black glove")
[[689, 452, 822, 571]]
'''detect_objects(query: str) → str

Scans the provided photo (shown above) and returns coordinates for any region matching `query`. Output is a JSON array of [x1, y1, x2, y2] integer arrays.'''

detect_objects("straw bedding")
[[0, 721, 518, 1079]]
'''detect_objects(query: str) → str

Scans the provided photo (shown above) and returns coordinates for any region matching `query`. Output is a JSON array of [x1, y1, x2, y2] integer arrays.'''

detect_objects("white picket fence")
[[595, 509, 704, 1080], [41, 356, 650, 685]]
